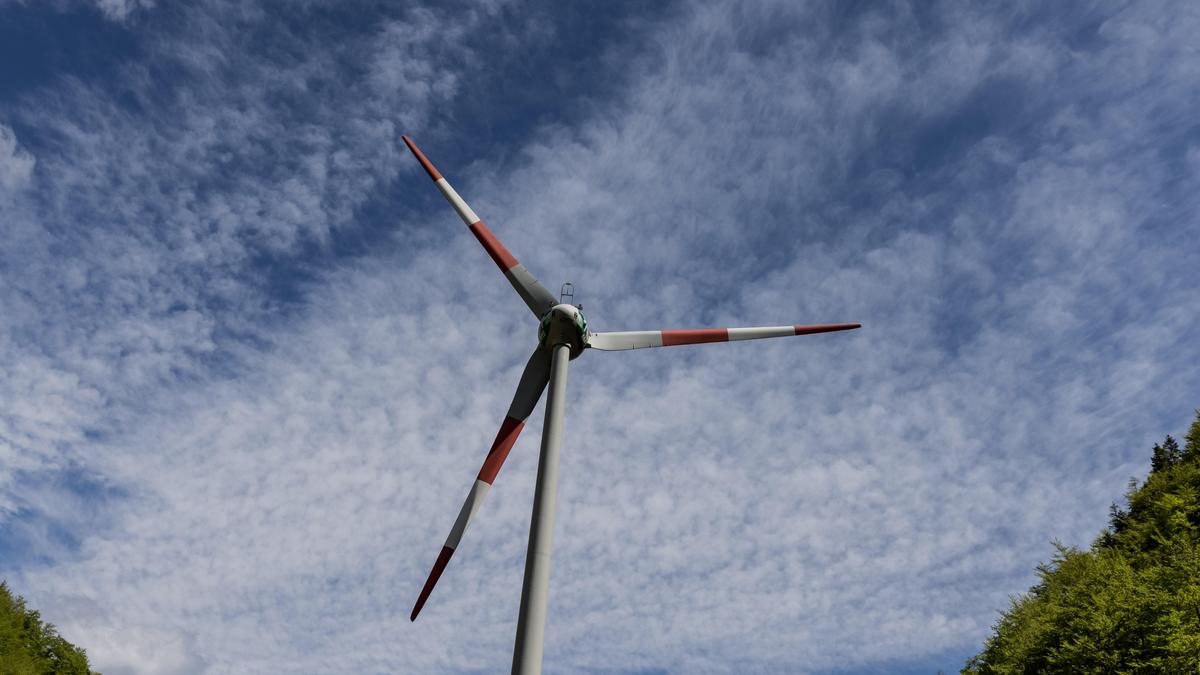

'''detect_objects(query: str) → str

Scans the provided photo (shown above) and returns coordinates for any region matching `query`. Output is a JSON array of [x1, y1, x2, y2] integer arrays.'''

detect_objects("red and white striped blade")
[[402, 136, 558, 318], [586, 323, 862, 351], [411, 348, 552, 621]]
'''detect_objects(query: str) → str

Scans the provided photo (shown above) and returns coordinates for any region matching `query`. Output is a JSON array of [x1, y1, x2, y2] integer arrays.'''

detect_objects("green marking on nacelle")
[[539, 306, 587, 347]]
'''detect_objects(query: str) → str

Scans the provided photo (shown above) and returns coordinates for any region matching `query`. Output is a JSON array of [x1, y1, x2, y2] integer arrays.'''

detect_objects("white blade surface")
[[403, 136, 558, 318], [411, 347, 551, 621], [587, 323, 862, 351]]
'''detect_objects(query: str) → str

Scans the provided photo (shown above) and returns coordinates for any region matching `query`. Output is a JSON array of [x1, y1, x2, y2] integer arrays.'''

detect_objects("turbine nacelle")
[[538, 303, 587, 358]]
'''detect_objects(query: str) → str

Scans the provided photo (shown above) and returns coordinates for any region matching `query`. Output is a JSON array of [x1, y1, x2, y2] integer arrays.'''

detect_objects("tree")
[[0, 581, 97, 675], [1151, 441, 1168, 474], [964, 410, 1200, 674], [1151, 435, 1182, 473], [1184, 409, 1200, 464]]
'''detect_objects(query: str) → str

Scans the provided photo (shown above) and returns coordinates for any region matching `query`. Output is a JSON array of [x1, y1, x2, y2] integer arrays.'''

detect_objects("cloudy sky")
[[2, 1, 1199, 673]]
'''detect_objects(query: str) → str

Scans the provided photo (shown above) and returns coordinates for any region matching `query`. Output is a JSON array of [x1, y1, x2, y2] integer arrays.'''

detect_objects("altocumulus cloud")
[[3, 1, 1200, 674], [0, 124, 34, 191]]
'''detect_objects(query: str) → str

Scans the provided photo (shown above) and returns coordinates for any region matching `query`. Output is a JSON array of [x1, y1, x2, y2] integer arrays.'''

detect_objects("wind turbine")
[[402, 136, 860, 674]]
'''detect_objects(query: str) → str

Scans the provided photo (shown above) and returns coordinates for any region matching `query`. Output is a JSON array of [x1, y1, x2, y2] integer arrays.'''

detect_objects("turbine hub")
[[539, 303, 587, 358]]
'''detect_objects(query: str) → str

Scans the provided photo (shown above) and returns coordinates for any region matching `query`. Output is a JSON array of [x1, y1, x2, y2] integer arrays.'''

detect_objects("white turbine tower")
[[403, 136, 860, 674]]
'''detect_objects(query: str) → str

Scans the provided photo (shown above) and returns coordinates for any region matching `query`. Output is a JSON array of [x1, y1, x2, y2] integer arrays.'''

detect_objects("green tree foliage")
[[1151, 436, 1183, 474], [1184, 409, 1200, 464], [964, 410, 1200, 674], [1151, 441, 1169, 474], [0, 582, 97, 675]]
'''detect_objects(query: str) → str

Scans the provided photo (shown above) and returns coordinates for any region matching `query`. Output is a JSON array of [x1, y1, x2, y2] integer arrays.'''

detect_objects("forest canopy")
[[0, 582, 96, 675], [964, 410, 1200, 673]]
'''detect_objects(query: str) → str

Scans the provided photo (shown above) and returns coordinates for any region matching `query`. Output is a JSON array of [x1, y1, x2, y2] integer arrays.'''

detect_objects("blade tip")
[[410, 595, 428, 622], [401, 135, 442, 181], [792, 323, 863, 336], [409, 545, 455, 622]]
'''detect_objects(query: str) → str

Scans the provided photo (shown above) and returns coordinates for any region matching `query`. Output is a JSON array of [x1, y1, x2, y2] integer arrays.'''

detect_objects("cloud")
[[4, 1, 1200, 674], [0, 123, 34, 191], [92, 0, 154, 21], [0, 0, 155, 22], [0, 0, 485, 533]]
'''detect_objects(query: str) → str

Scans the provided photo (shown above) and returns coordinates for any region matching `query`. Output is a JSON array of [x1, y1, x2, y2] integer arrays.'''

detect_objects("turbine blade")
[[411, 347, 552, 621], [587, 323, 861, 351], [402, 136, 558, 318]]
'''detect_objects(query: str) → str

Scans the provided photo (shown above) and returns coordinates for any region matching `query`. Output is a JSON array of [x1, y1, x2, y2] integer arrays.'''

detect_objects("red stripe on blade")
[[477, 416, 525, 484], [401, 135, 442, 181], [793, 323, 862, 335], [411, 545, 455, 621], [661, 328, 729, 346], [468, 221, 520, 271]]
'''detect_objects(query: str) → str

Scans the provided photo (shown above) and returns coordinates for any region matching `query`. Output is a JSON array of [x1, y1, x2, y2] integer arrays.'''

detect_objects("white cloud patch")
[[0, 1, 493, 533], [92, 0, 154, 21], [0, 123, 35, 191], [5, 2, 1200, 674]]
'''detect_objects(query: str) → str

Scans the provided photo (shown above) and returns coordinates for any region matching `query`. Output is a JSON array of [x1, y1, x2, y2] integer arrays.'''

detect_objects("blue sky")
[[2, 1, 1199, 673]]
